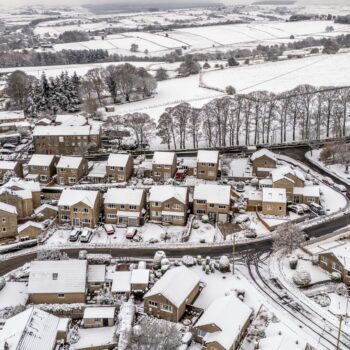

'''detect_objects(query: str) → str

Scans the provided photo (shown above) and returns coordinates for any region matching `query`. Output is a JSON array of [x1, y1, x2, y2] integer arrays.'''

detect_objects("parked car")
[[322, 177, 335, 186], [126, 227, 138, 239], [175, 169, 187, 181], [69, 229, 81, 242], [235, 182, 245, 192], [104, 224, 115, 235], [298, 203, 310, 212], [80, 229, 93, 242], [309, 202, 325, 215], [235, 214, 250, 224], [288, 205, 303, 215], [334, 184, 347, 192]]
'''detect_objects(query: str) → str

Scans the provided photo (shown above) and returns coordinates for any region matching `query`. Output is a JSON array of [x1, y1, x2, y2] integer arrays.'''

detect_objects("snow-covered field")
[[202, 52, 350, 93]]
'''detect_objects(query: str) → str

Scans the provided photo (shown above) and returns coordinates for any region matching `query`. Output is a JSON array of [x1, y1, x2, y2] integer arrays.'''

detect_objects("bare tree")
[[84, 68, 105, 106], [272, 222, 305, 254]]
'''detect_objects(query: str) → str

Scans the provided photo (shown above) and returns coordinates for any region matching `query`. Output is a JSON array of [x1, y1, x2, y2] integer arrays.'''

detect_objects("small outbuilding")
[[83, 306, 115, 328]]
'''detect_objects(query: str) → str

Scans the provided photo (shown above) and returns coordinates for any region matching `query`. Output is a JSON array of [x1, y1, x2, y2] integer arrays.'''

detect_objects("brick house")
[[193, 295, 252, 350], [193, 184, 231, 223], [56, 156, 88, 186], [144, 266, 200, 322], [32, 125, 101, 155], [149, 186, 188, 225], [0, 161, 23, 181], [28, 260, 87, 304], [251, 149, 277, 178], [104, 188, 146, 226], [28, 154, 58, 183], [262, 187, 287, 216], [106, 153, 134, 182], [151, 152, 177, 182], [0, 202, 17, 240], [58, 189, 101, 228], [196, 150, 219, 181]]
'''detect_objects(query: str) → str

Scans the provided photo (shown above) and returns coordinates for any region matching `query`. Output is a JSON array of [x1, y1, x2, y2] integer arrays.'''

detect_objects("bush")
[[219, 255, 230, 273], [292, 270, 311, 287], [336, 283, 348, 296], [289, 256, 298, 270], [331, 272, 342, 281], [182, 255, 196, 267], [153, 251, 166, 269]]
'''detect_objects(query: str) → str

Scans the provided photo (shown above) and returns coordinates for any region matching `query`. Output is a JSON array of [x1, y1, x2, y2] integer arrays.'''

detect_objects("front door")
[[103, 318, 108, 326], [73, 218, 80, 226]]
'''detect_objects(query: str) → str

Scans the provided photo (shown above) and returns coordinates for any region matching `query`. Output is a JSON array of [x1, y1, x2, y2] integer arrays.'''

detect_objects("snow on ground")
[[202, 52, 350, 93], [320, 184, 347, 214], [0, 282, 28, 309], [188, 220, 217, 243], [71, 326, 115, 350], [328, 293, 349, 316], [139, 223, 185, 243]]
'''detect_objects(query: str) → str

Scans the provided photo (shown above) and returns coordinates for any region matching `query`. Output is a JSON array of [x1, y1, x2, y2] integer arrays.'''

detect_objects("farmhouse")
[[151, 151, 177, 181], [144, 266, 200, 322], [196, 150, 219, 180], [28, 260, 87, 304]]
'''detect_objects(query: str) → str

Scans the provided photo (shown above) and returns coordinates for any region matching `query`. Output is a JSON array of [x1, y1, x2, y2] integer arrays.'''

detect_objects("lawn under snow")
[[201, 52, 350, 93], [0, 282, 28, 309]]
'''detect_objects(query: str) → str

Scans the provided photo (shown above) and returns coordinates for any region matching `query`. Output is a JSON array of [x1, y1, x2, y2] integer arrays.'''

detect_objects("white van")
[[80, 229, 93, 243]]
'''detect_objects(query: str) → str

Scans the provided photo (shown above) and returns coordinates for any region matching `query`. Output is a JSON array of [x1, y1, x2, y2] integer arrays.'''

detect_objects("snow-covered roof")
[[28, 154, 55, 167], [34, 203, 58, 214], [117, 211, 141, 218], [0, 202, 17, 215], [88, 163, 106, 178], [5, 177, 40, 192], [193, 184, 231, 205], [58, 189, 99, 208], [196, 295, 252, 349], [131, 269, 150, 285], [162, 210, 185, 216], [33, 125, 93, 136], [0, 307, 60, 350], [55, 114, 87, 126], [36, 117, 52, 125], [294, 186, 320, 197], [0, 110, 25, 121], [84, 306, 115, 320], [251, 149, 276, 162], [0, 160, 18, 170], [262, 188, 286, 203], [107, 153, 131, 167], [145, 266, 199, 307], [18, 221, 42, 233], [104, 188, 144, 206], [111, 271, 131, 293], [28, 260, 87, 294], [259, 335, 304, 350], [149, 186, 188, 204], [197, 150, 219, 163], [57, 156, 83, 169], [87, 264, 106, 283], [271, 165, 305, 183], [248, 190, 263, 201], [152, 151, 175, 166]]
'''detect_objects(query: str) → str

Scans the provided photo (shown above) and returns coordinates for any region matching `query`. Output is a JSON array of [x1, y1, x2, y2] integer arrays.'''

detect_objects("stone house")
[[151, 152, 177, 182], [144, 266, 200, 322], [293, 186, 320, 204], [32, 125, 101, 155], [246, 190, 263, 211], [106, 153, 134, 182], [251, 149, 277, 178], [28, 154, 58, 183], [196, 150, 219, 180], [193, 184, 231, 223], [262, 188, 287, 216], [56, 156, 88, 186], [104, 188, 146, 226], [28, 260, 87, 304], [0, 202, 17, 240], [0, 160, 23, 180], [149, 186, 188, 225], [34, 204, 58, 221], [58, 189, 101, 228], [18, 220, 42, 239]]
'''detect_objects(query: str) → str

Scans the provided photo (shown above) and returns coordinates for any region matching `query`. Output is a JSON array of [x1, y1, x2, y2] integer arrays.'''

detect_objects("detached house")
[[196, 150, 219, 180], [194, 295, 252, 350], [28, 260, 87, 304], [0, 160, 23, 181], [107, 153, 134, 182], [56, 156, 88, 186], [0, 202, 17, 240], [251, 149, 277, 178], [144, 266, 200, 322], [149, 186, 188, 225], [262, 187, 287, 216], [28, 154, 58, 183], [152, 151, 177, 181], [193, 184, 231, 223], [58, 189, 100, 228], [104, 188, 146, 226]]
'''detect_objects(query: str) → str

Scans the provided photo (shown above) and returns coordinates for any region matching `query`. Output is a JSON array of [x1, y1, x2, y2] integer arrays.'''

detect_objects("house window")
[[196, 200, 206, 204], [1, 217, 6, 223], [52, 273, 58, 280], [62, 206, 69, 211], [153, 202, 161, 207], [58, 293, 65, 298], [199, 170, 205, 174], [129, 205, 136, 210], [108, 204, 116, 209], [69, 177, 76, 184], [118, 175, 125, 181], [82, 219, 91, 224], [61, 215, 69, 221], [164, 203, 170, 209], [152, 211, 161, 217], [2, 227, 6, 232], [73, 208, 78, 212], [320, 256, 326, 263], [120, 205, 125, 209], [218, 205, 226, 209], [110, 166, 115, 170], [332, 263, 342, 272], [161, 304, 173, 312], [149, 300, 157, 307], [279, 206, 282, 211], [267, 205, 272, 211], [198, 329, 207, 338], [83, 208, 89, 213], [107, 214, 117, 219], [196, 210, 206, 214], [173, 203, 181, 210], [209, 204, 215, 208], [118, 167, 124, 171]]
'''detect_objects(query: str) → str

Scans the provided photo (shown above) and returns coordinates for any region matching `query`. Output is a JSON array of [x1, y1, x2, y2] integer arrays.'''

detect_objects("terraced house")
[[32, 125, 101, 155], [196, 150, 219, 180], [58, 189, 100, 228], [193, 184, 231, 223], [104, 188, 146, 226], [151, 151, 177, 181], [149, 185, 188, 225], [106, 153, 134, 182], [56, 156, 88, 186], [27, 154, 58, 183]]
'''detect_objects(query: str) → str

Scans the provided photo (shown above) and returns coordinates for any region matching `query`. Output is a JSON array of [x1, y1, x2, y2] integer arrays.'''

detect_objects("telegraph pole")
[[232, 233, 236, 274]]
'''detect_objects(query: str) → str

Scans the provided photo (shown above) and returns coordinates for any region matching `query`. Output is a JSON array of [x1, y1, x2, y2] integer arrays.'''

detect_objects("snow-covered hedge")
[[292, 270, 311, 287]]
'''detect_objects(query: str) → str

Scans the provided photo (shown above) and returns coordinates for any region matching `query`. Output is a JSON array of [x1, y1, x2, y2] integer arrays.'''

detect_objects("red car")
[[126, 227, 137, 239], [104, 224, 114, 235], [175, 169, 187, 181]]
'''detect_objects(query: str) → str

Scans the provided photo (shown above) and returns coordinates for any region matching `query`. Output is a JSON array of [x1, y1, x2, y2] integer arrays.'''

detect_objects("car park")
[[80, 229, 93, 242]]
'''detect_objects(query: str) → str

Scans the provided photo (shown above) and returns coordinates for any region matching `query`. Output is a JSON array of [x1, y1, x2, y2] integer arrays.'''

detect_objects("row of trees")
[[156, 85, 350, 149]]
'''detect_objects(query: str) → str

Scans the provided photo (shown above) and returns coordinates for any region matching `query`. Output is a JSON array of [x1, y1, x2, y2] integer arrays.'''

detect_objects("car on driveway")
[[126, 227, 138, 239], [104, 224, 114, 235], [69, 229, 81, 242]]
